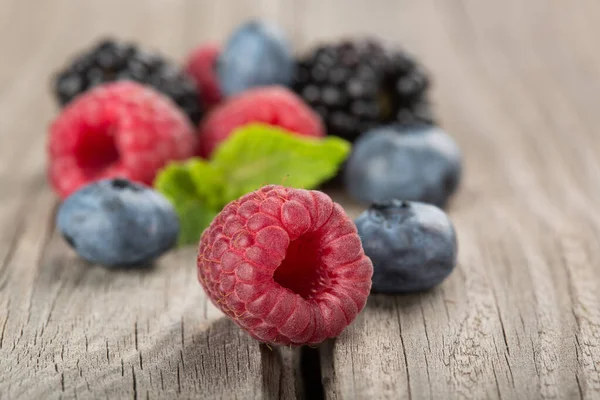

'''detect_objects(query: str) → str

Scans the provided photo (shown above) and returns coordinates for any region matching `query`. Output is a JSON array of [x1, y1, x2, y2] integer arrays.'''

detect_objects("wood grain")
[[0, 1, 301, 399], [311, 0, 600, 399], [1, 0, 600, 399]]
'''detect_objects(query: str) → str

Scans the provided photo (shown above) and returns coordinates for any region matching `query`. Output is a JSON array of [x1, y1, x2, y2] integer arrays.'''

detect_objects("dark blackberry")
[[53, 38, 202, 124], [293, 39, 434, 142]]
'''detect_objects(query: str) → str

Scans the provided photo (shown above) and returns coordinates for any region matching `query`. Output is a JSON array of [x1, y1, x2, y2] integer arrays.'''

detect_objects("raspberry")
[[197, 87, 325, 158], [48, 81, 196, 199], [185, 42, 223, 109], [197, 185, 373, 346]]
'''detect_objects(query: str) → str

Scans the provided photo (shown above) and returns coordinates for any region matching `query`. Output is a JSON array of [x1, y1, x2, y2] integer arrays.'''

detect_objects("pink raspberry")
[[197, 86, 325, 158], [185, 42, 223, 109], [48, 81, 196, 199], [197, 185, 373, 346]]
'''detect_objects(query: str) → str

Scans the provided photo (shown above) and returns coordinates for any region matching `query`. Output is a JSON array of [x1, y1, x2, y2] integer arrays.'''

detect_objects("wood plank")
[[305, 0, 600, 398], [0, 0, 302, 399]]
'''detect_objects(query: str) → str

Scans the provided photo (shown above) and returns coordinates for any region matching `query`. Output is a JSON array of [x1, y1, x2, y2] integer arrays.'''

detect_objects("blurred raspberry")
[[48, 81, 196, 199], [197, 185, 373, 346], [197, 86, 325, 158], [185, 42, 223, 109]]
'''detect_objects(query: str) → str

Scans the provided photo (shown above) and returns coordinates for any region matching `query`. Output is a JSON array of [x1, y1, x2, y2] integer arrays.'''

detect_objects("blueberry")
[[355, 200, 457, 293], [344, 124, 462, 208], [56, 178, 179, 267], [217, 20, 294, 96]]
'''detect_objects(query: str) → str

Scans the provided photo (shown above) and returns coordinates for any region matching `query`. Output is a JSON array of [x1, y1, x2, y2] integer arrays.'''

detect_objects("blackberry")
[[293, 39, 434, 142], [53, 38, 202, 124]]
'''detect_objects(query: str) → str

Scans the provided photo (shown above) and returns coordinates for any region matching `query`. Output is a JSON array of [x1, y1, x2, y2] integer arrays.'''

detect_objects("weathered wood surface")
[[1, 0, 600, 399]]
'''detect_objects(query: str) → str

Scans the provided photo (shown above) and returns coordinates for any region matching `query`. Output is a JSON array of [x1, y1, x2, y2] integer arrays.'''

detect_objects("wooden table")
[[2, 0, 600, 399]]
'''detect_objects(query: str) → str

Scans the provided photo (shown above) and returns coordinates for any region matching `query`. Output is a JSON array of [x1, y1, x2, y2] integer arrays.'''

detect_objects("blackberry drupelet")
[[293, 39, 434, 142], [53, 38, 202, 124]]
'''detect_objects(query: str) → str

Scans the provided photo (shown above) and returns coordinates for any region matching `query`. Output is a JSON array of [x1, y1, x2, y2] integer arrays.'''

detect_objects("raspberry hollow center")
[[273, 231, 330, 300], [75, 126, 120, 177]]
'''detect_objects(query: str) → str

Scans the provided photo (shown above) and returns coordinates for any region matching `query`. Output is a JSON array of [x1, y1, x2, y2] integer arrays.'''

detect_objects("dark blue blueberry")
[[355, 200, 457, 293], [344, 124, 462, 208], [56, 178, 179, 267], [217, 20, 294, 96]]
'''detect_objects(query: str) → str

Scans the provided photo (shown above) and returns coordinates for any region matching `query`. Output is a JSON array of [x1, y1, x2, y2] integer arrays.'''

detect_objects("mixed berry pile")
[[49, 20, 462, 346]]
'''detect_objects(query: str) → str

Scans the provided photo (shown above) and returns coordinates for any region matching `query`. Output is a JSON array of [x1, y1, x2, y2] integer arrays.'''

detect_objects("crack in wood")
[[131, 365, 137, 400], [396, 301, 412, 400], [0, 302, 9, 349]]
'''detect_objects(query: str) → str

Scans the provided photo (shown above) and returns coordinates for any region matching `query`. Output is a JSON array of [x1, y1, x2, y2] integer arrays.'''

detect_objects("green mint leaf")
[[171, 198, 219, 246], [154, 159, 224, 245], [154, 123, 351, 246], [183, 159, 225, 209], [211, 123, 351, 203]]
